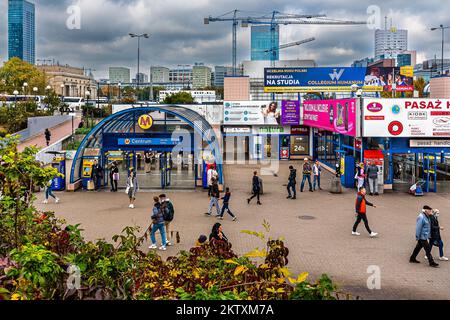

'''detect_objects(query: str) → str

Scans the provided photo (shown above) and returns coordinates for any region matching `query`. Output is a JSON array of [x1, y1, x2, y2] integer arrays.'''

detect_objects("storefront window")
[[290, 135, 309, 156]]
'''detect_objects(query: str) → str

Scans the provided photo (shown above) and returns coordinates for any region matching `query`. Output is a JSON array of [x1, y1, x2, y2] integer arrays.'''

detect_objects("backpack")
[[163, 201, 175, 222]]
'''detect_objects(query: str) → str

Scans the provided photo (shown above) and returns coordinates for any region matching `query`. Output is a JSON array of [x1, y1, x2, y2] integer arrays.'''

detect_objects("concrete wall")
[[28, 115, 72, 137], [430, 76, 450, 99]]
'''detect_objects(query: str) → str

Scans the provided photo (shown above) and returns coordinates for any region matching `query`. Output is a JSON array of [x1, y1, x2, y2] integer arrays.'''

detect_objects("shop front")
[[362, 98, 450, 193], [70, 106, 224, 190]]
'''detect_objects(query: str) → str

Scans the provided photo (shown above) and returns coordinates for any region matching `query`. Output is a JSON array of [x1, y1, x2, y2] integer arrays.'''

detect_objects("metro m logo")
[[138, 115, 153, 130], [329, 69, 345, 81]]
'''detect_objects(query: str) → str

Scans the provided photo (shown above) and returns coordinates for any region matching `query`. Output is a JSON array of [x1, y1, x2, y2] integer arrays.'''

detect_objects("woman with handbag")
[[126, 168, 138, 209], [109, 161, 119, 192]]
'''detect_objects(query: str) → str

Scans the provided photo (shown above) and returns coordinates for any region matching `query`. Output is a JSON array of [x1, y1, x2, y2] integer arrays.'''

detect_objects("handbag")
[[113, 172, 120, 181]]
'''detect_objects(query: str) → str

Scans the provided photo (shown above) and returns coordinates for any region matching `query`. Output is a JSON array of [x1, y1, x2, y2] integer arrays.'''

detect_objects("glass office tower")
[[251, 25, 279, 61], [8, 0, 36, 64]]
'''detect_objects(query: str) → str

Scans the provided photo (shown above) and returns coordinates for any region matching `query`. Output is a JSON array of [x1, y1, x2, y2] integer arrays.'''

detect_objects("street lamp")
[[107, 81, 111, 102], [13, 90, 19, 108], [85, 90, 92, 128], [431, 25, 450, 76], [45, 85, 52, 111], [129, 33, 150, 100], [23, 82, 28, 96], [118, 82, 122, 101]]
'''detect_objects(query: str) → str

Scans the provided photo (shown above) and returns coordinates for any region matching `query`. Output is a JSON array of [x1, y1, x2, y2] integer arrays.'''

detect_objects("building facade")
[[158, 90, 216, 103], [133, 73, 148, 84], [109, 67, 131, 84], [374, 27, 408, 60], [214, 66, 234, 87], [169, 68, 193, 87], [251, 25, 279, 61], [192, 64, 212, 89], [38, 65, 98, 98], [150, 66, 170, 83], [8, 0, 35, 64]]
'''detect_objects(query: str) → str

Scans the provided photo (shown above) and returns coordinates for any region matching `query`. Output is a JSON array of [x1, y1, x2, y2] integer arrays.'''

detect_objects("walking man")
[[287, 165, 297, 199], [149, 196, 168, 251], [247, 171, 262, 205], [207, 164, 218, 197], [352, 187, 378, 237], [44, 128, 51, 146], [219, 187, 237, 221], [300, 158, 313, 192], [159, 194, 175, 246], [109, 161, 119, 192], [409, 205, 439, 267], [366, 161, 379, 196], [205, 177, 221, 216], [313, 160, 322, 191]]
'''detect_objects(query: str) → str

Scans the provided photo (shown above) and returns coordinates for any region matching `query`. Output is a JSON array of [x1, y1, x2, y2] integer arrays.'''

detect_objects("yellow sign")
[[138, 114, 153, 130], [400, 66, 414, 78]]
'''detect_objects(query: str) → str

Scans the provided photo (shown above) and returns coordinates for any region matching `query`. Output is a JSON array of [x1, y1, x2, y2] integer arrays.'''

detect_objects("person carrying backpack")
[[159, 194, 175, 246], [149, 196, 168, 251]]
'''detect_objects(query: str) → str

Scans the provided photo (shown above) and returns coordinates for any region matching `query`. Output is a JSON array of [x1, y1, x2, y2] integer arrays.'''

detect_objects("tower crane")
[[205, 10, 367, 72]]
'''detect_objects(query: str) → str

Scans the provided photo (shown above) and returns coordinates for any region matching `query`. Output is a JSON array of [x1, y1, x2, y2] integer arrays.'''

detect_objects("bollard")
[[330, 176, 342, 194]]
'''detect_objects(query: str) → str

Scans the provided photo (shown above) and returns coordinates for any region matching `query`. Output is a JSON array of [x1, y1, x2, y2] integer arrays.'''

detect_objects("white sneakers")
[[148, 244, 167, 251], [148, 244, 157, 249], [55, 198, 60, 204], [129, 204, 134, 209], [159, 246, 167, 251], [439, 256, 449, 261], [166, 242, 173, 246], [352, 231, 378, 237], [43, 199, 48, 204]]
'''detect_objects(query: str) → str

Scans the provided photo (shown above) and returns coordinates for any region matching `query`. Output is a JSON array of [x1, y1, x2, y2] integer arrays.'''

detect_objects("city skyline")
[[0, 0, 449, 79]]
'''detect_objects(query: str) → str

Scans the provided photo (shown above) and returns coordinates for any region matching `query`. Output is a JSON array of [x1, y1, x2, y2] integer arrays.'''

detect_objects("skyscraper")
[[374, 27, 407, 60], [8, 0, 36, 64], [109, 67, 131, 83], [251, 25, 279, 61]]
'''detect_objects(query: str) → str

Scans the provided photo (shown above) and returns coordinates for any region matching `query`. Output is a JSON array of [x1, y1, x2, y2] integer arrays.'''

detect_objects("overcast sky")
[[0, 0, 448, 79]]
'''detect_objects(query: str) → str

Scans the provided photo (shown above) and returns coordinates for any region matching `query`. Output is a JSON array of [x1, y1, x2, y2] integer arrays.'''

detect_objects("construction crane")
[[262, 37, 316, 65], [205, 10, 367, 73]]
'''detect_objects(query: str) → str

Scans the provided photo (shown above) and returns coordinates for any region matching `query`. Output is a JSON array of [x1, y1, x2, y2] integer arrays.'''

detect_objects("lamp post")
[[45, 85, 52, 111], [13, 90, 19, 108], [118, 82, 122, 101], [85, 90, 91, 129], [23, 82, 28, 97], [431, 25, 450, 76], [129, 33, 150, 101], [33, 87, 38, 104]]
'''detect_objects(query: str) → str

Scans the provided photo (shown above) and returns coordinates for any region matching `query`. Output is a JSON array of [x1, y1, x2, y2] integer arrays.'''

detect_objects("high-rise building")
[[109, 67, 131, 84], [214, 66, 234, 87], [251, 25, 279, 61], [150, 66, 170, 83], [374, 27, 408, 60], [8, 0, 35, 64], [192, 63, 211, 89], [169, 68, 193, 86], [133, 73, 149, 84]]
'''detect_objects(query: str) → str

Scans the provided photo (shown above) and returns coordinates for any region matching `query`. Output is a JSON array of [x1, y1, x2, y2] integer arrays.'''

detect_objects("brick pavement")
[[34, 161, 450, 300]]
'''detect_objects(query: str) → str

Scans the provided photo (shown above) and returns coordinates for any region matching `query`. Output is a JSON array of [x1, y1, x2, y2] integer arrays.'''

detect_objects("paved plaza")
[[35, 161, 450, 300]]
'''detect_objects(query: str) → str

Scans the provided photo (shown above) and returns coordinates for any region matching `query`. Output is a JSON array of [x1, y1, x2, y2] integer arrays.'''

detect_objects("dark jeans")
[[431, 238, 444, 258], [287, 182, 296, 197], [94, 176, 102, 190], [353, 213, 372, 234], [110, 177, 118, 191], [220, 203, 235, 218], [301, 175, 313, 192], [410, 239, 435, 264], [249, 190, 260, 202]]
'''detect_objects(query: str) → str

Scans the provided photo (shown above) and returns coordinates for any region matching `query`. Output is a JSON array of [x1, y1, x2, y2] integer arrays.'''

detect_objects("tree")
[[0, 58, 46, 94], [42, 90, 61, 114], [163, 91, 195, 104], [414, 77, 427, 98]]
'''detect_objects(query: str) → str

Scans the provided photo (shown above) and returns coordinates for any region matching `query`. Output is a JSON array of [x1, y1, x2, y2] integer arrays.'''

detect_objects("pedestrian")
[[207, 164, 218, 197], [366, 161, 379, 196], [205, 177, 221, 216], [219, 187, 237, 221], [355, 163, 366, 190], [352, 187, 378, 238], [196, 235, 208, 247], [109, 161, 119, 192], [91, 160, 103, 191], [429, 209, 448, 261], [313, 160, 322, 191], [144, 151, 151, 173], [300, 158, 313, 192], [247, 171, 262, 205], [43, 178, 60, 204], [126, 168, 138, 209], [409, 205, 439, 267], [44, 128, 51, 146], [149, 196, 168, 251], [286, 165, 297, 199], [209, 223, 229, 243], [159, 194, 175, 246]]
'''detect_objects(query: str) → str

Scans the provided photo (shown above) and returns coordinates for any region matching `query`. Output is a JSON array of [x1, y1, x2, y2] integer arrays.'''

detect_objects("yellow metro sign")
[[138, 114, 153, 130]]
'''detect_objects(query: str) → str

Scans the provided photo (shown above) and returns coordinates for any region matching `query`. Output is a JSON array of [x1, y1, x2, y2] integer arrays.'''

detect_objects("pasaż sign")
[[363, 99, 450, 137], [138, 114, 153, 130], [410, 139, 450, 148], [303, 99, 357, 137]]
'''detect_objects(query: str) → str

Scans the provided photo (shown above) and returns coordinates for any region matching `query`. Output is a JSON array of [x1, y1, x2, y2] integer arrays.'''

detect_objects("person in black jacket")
[[287, 166, 297, 199], [109, 161, 119, 192], [209, 223, 229, 243], [247, 171, 262, 205], [44, 128, 51, 146], [429, 209, 448, 261], [205, 178, 221, 216]]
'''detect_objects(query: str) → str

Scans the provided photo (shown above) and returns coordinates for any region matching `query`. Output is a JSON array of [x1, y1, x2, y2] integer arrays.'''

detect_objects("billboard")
[[303, 99, 357, 137], [281, 100, 300, 125], [264, 67, 414, 93], [223, 101, 283, 125], [363, 99, 450, 137]]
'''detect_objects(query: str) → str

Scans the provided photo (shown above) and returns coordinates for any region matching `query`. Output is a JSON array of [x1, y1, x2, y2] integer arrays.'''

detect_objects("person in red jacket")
[[352, 187, 378, 237]]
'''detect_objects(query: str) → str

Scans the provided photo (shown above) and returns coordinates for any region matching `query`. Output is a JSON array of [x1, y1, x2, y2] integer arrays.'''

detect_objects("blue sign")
[[118, 138, 180, 146], [264, 67, 368, 93]]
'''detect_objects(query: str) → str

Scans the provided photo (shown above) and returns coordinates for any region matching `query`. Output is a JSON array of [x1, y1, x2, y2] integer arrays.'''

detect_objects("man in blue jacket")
[[409, 205, 439, 267]]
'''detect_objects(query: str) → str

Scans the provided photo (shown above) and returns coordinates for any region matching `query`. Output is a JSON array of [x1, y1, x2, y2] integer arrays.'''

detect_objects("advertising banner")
[[363, 99, 450, 137], [264, 67, 414, 93], [303, 99, 357, 137], [281, 100, 300, 125], [224, 101, 282, 125]]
